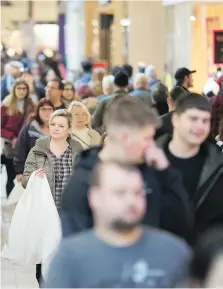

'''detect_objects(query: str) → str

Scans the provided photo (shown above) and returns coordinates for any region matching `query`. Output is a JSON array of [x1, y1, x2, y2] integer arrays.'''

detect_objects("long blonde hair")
[[68, 100, 91, 128], [6, 78, 30, 116]]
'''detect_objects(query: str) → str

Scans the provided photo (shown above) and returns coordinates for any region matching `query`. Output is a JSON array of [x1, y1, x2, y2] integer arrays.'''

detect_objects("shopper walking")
[[1, 78, 35, 195], [14, 98, 54, 182], [46, 162, 191, 288], [68, 101, 101, 149], [156, 93, 223, 244], [22, 109, 82, 283], [61, 96, 192, 240]]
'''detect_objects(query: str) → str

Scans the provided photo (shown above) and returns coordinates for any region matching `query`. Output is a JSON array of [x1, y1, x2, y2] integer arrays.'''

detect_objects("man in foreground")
[[61, 96, 192, 240], [45, 162, 191, 288]]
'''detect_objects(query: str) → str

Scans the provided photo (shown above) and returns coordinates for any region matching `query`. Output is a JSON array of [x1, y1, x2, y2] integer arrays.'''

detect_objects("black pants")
[[36, 264, 42, 284], [1, 155, 16, 197]]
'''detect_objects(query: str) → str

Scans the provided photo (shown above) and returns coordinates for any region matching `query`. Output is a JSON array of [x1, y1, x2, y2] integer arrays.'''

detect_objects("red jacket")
[[1, 101, 35, 141]]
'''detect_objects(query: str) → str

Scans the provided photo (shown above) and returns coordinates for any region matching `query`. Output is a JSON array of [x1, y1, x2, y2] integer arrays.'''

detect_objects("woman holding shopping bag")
[[1, 78, 35, 196], [21, 109, 82, 282], [14, 98, 55, 182]]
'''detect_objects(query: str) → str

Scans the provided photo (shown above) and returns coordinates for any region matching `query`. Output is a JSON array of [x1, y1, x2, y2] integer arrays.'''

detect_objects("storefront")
[[164, 0, 223, 91]]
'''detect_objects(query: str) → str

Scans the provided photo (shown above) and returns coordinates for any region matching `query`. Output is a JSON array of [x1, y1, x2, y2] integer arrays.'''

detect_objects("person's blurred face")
[[45, 81, 62, 101], [71, 106, 88, 129], [172, 108, 211, 146], [22, 73, 34, 90], [63, 84, 75, 101], [151, 69, 157, 79], [89, 166, 146, 231], [120, 125, 155, 163], [49, 116, 70, 140], [39, 105, 54, 124], [45, 69, 56, 83], [15, 84, 28, 100], [11, 66, 21, 78]]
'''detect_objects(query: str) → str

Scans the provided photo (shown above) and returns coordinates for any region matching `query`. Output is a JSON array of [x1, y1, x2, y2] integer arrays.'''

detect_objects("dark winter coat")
[[157, 134, 223, 240], [60, 147, 193, 240], [13, 120, 47, 174]]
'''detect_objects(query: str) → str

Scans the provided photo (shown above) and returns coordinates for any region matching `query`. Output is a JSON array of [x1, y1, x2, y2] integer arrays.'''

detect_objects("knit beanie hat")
[[114, 70, 129, 88]]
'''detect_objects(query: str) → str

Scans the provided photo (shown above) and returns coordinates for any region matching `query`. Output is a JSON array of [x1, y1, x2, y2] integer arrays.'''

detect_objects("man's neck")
[[52, 98, 62, 108], [99, 143, 127, 162], [94, 226, 143, 247], [169, 135, 200, 158]]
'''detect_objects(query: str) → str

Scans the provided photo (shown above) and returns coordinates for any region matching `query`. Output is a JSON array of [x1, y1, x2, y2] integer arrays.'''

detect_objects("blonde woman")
[[22, 110, 82, 283], [68, 101, 101, 149], [22, 109, 82, 209]]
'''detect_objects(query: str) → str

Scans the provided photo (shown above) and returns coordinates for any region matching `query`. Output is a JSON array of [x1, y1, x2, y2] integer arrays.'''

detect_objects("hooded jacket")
[[61, 147, 193, 239], [156, 134, 223, 239], [22, 136, 82, 195]]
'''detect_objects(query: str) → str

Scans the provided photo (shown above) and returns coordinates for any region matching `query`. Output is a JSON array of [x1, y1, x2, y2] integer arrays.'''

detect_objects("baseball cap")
[[175, 67, 196, 81]]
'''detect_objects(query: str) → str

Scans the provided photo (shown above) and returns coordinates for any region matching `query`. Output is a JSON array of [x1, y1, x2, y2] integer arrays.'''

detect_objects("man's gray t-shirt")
[[45, 228, 191, 288]]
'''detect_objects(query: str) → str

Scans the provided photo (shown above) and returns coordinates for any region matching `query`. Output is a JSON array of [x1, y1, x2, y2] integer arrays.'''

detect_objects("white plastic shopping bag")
[[2, 172, 62, 270], [2, 180, 24, 223], [1, 164, 7, 200]]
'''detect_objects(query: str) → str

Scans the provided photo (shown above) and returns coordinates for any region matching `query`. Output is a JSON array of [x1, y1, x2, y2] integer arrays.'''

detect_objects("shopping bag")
[[1, 180, 24, 223], [8, 179, 24, 204], [1, 164, 7, 200], [2, 172, 62, 268]]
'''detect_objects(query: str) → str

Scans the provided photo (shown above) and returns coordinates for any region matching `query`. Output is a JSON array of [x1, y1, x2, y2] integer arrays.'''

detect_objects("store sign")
[[213, 30, 223, 64]]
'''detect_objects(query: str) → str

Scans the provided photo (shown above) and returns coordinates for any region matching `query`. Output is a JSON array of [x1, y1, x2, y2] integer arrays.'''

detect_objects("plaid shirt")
[[50, 145, 73, 209]]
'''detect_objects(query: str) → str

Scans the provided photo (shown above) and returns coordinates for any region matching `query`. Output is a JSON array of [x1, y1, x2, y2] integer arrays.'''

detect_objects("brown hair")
[[104, 95, 159, 130], [30, 98, 55, 126], [6, 78, 30, 116]]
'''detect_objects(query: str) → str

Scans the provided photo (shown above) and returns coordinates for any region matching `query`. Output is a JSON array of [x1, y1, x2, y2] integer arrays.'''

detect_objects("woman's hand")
[[35, 168, 45, 178], [16, 174, 23, 182]]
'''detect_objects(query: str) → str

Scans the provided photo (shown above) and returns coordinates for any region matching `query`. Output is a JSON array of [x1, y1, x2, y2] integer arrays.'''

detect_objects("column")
[[65, 0, 85, 81], [172, 2, 192, 72], [58, 1, 66, 62]]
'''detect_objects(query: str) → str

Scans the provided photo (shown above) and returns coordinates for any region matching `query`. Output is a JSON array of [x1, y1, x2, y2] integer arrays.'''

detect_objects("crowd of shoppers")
[[1, 56, 223, 288]]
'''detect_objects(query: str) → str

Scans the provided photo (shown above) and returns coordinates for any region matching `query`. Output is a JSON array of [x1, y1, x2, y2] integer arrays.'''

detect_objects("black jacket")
[[61, 147, 193, 239], [157, 134, 223, 239], [155, 112, 173, 139]]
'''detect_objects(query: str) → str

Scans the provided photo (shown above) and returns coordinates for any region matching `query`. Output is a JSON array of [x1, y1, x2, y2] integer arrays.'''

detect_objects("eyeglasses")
[[45, 86, 59, 91], [39, 107, 54, 112], [72, 113, 88, 118], [64, 88, 74, 92], [16, 87, 27, 91]]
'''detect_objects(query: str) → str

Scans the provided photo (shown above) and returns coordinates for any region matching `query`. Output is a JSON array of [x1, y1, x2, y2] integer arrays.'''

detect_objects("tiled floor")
[[1, 257, 39, 289], [1, 216, 39, 289]]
